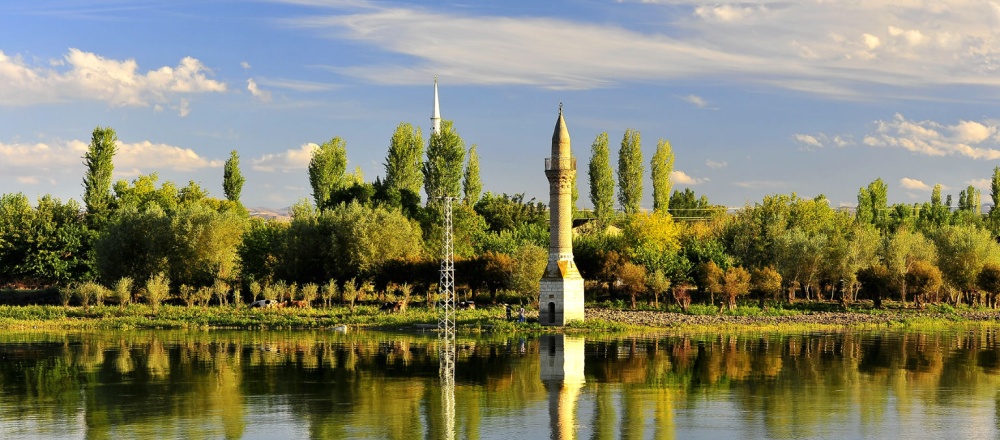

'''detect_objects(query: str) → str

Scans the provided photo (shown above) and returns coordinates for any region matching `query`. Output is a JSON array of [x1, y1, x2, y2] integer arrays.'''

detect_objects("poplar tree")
[[856, 178, 887, 229], [588, 132, 614, 222], [617, 128, 644, 215], [992, 166, 1000, 214], [650, 138, 675, 213], [82, 126, 118, 225], [308, 137, 348, 209], [222, 150, 245, 203], [462, 144, 482, 205], [423, 120, 465, 202], [384, 122, 424, 199]]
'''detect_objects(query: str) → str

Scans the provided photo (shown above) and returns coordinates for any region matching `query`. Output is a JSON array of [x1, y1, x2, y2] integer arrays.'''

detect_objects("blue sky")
[[3, 0, 1000, 210]]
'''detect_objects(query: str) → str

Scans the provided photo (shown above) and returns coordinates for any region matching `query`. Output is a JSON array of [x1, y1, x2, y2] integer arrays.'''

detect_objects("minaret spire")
[[431, 76, 441, 136], [540, 104, 585, 326]]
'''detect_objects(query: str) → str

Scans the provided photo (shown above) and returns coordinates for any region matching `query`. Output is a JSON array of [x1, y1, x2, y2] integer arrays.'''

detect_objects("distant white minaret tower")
[[431, 76, 441, 136], [540, 104, 585, 326]]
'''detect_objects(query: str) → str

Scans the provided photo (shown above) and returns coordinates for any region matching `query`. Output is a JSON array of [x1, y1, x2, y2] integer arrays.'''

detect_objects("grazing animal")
[[379, 301, 403, 312], [283, 300, 309, 308], [249, 299, 277, 308], [457, 301, 475, 310]]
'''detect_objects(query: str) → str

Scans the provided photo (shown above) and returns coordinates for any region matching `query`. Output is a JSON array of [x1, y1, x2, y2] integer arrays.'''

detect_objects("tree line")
[[3, 122, 1000, 311]]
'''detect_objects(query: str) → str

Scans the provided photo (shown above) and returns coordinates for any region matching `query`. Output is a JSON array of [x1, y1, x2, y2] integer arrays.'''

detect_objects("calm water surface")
[[1, 328, 1000, 439]]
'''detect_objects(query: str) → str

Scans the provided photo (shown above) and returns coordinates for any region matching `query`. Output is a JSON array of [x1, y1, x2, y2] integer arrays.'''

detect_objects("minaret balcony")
[[545, 157, 576, 171]]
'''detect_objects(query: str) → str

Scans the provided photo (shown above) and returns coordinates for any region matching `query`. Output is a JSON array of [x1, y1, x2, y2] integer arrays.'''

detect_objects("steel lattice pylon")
[[437, 197, 457, 440]]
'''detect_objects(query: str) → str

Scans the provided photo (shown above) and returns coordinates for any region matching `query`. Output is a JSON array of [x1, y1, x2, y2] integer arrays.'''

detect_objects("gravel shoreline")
[[584, 308, 1000, 328]]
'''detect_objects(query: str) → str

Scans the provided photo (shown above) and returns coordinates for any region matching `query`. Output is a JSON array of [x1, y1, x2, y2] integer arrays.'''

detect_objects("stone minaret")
[[431, 77, 441, 136], [540, 104, 585, 326]]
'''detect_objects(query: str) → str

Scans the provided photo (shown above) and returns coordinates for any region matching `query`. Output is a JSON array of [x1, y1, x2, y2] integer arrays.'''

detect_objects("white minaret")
[[431, 76, 441, 136], [540, 104, 585, 326]]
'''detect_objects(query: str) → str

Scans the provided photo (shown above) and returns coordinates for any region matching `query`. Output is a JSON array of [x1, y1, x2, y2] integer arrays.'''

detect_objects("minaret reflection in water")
[[540, 334, 586, 440]]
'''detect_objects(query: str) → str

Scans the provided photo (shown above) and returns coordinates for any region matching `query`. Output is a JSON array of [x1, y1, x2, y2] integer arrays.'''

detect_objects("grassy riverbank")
[[0, 301, 999, 333]]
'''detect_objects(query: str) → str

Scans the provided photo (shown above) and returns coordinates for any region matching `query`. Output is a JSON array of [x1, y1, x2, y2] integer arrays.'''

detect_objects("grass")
[[0, 298, 999, 335]]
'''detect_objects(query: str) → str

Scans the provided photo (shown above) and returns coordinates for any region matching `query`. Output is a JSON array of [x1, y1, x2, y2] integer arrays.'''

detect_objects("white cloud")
[[864, 114, 1000, 160], [274, 1, 1000, 98], [794, 134, 824, 150], [693, 4, 765, 23], [705, 159, 727, 169], [794, 132, 853, 150], [0, 48, 226, 108], [900, 177, 930, 190], [247, 78, 272, 102], [681, 94, 709, 108], [252, 143, 318, 172], [969, 178, 991, 190], [0, 138, 219, 185], [670, 170, 707, 185], [116, 141, 223, 173], [241, 61, 252, 70], [176, 99, 191, 117]]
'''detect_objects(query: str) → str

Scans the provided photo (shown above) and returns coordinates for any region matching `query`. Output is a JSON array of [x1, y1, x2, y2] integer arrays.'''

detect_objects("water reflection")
[[3, 329, 1000, 438], [541, 335, 585, 440]]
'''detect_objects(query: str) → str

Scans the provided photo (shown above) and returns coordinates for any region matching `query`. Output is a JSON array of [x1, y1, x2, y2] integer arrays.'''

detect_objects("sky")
[[4, 0, 1000, 211]]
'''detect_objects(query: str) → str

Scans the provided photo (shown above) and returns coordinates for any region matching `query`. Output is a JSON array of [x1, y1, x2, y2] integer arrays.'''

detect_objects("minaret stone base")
[[539, 257, 585, 326], [539, 277, 585, 326]]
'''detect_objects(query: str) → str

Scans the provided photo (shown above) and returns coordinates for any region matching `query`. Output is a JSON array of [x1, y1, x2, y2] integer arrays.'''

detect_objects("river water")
[[1, 327, 999, 439]]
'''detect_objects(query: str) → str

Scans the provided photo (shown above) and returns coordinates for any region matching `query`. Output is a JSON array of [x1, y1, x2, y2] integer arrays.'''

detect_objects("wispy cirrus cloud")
[[0, 48, 226, 108], [681, 94, 712, 109], [705, 159, 727, 169], [273, 0, 1000, 99]]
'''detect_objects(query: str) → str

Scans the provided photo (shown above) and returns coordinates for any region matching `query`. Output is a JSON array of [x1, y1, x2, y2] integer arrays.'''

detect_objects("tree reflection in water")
[[2, 329, 1000, 438]]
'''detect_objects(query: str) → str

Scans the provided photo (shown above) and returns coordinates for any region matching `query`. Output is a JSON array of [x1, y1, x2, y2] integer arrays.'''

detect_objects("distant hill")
[[246, 207, 291, 221]]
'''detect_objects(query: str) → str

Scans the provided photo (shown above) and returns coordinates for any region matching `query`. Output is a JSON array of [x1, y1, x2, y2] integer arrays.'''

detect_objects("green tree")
[[619, 261, 648, 309], [977, 263, 1000, 307], [322, 201, 424, 280], [308, 137, 348, 209], [462, 144, 482, 205], [992, 167, 1000, 214], [645, 269, 671, 309], [932, 224, 1000, 293], [617, 129, 644, 214], [882, 227, 936, 302], [856, 178, 888, 229], [906, 260, 942, 306], [82, 126, 118, 225], [222, 150, 245, 203], [650, 138, 674, 213], [668, 188, 714, 219], [383, 122, 424, 201], [751, 266, 782, 303], [144, 272, 170, 312], [721, 266, 751, 310], [473, 192, 547, 233], [588, 132, 614, 223], [620, 211, 681, 275], [0, 194, 92, 285], [699, 260, 724, 306], [423, 120, 465, 202], [508, 244, 547, 298]]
